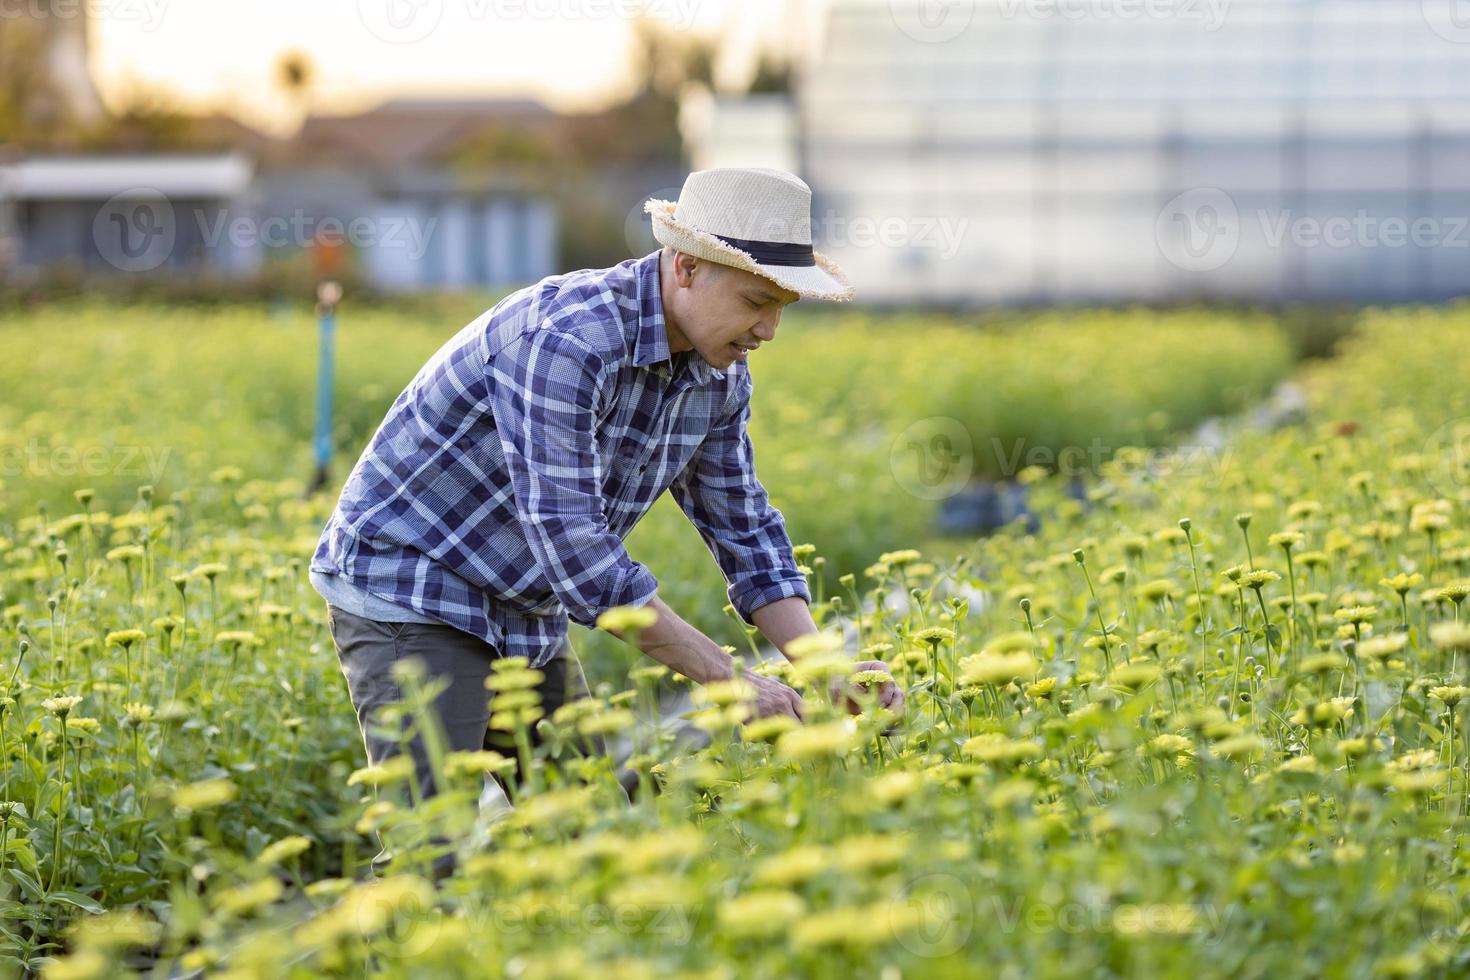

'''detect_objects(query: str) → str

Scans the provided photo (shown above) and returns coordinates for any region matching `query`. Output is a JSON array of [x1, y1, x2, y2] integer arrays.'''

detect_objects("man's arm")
[[606, 594, 805, 721], [488, 327, 659, 627], [490, 329, 804, 720], [750, 596, 820, 660], [668, 374, 815, 656]]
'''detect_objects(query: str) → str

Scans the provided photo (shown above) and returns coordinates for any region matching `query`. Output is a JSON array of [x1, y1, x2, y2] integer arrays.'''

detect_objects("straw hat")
[[644, 167, 855, 302]]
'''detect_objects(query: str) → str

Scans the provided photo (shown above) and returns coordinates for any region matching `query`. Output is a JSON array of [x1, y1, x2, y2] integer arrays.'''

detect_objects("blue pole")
[[309, 281, 341, 493]]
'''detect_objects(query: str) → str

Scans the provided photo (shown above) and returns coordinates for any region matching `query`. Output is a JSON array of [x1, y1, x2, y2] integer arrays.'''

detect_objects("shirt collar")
[[632, 249, 724, 385]]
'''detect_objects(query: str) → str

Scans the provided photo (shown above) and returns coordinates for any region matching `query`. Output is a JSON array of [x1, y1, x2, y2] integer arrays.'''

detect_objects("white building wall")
[[800, 0, 1470, 306]]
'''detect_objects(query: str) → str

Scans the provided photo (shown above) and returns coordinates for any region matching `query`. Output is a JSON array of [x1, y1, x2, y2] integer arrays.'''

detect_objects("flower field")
[[4, 300, 1469, 977]]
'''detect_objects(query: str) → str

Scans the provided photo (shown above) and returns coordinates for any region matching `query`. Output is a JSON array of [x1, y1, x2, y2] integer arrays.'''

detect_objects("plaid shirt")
[[310, 248, 810, 668]]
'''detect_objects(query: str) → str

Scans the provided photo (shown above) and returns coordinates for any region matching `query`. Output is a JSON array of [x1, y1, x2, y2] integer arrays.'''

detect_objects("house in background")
[[0, 98, 561, 293], [0, 153, 257, 277], [265, 98, 559, 291]]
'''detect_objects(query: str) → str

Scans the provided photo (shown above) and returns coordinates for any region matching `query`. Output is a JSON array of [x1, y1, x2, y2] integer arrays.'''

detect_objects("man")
[[309, 166, 904, 843]]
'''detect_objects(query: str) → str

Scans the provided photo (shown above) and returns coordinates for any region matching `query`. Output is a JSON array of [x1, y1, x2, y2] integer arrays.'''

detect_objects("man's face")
[[667, 251, 801, 370]]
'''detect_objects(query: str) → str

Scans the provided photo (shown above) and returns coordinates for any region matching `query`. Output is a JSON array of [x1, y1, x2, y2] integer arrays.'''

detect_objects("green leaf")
[[6, 869, 42, 902], [46, 891, 105, 915]]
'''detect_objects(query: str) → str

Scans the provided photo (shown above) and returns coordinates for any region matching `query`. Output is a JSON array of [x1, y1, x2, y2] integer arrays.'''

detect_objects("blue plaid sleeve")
[[489, 327, 659, 628], [670, 373, 811, 626]]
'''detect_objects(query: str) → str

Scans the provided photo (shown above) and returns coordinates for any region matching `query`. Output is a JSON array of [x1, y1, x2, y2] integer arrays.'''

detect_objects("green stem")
[[49, 733, 67, 892]]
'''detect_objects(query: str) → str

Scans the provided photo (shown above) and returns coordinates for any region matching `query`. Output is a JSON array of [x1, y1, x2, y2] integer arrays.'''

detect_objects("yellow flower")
[[776, 719, 860, 763], [961, 733, 1043, 766], [1110, 662, 1162, 691], [256, 835, 313, 866], [1356, 635, 1406, 660], [1025, 677, 1058, 699], [717, 891, 806, 937], [171, 778, 238, 811], [1380, 572, 1424, 595], [213, 877, 283, 917], [105, 629, 146, 648], [443, 750, 516, 779], [346, 756, 415, 788], [958, 652, 1038, 687], [868, 770, 923, 806], [1147, 734, 1194, 757], [595, 605, 658, 633], [1430, 622, 1470, 652], [40, 948, 107, 980], [1212, 735, 1265, 761], [1333, 606, 1377, 625], [1430, 685, 1470, 707], [832, 833, 909, 872], [741, 714, 800, 743], [786, 631, 844, 659], [43, 695, 83, 717], [753, 844, 832, 887], [913, 626, 955, 646]]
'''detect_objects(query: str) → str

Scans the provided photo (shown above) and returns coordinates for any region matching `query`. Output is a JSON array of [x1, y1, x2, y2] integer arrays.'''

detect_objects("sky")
[[87, 0, 822, 134]]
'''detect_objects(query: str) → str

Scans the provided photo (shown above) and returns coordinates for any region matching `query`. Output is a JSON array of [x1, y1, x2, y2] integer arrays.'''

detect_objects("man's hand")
[[829, 660, 905, 720], [607, 596, 805, 725], [746, 670, 805, 722]]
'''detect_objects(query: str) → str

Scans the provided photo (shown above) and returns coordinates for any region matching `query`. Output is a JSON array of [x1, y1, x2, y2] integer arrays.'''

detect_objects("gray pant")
[[323, 603, 617, 875]]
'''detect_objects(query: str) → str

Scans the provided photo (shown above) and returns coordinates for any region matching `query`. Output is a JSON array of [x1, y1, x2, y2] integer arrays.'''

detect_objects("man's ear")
[[673, 250, 699, 286]]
